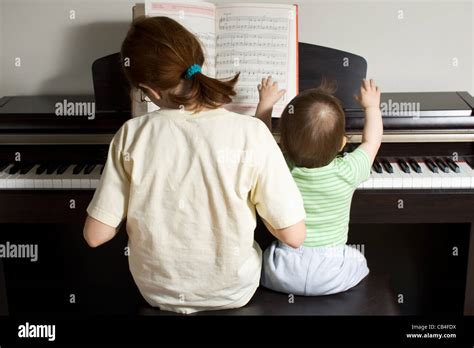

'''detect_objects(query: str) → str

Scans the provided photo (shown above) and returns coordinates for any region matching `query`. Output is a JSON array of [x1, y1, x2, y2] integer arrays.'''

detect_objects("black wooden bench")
[[140, 217, 400, 316], [139, 273, 399, 316]]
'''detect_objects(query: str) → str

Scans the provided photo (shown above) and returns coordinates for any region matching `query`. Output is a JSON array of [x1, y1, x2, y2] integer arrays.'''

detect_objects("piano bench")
[[138, 273, 400, 316]]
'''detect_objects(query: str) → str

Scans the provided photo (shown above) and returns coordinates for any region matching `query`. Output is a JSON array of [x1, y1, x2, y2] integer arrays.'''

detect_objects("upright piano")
[[0, 45, 473, 316]]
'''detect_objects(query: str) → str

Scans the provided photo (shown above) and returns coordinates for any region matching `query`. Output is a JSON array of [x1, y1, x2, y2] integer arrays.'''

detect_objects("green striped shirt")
[[289, 148, 371, 247]]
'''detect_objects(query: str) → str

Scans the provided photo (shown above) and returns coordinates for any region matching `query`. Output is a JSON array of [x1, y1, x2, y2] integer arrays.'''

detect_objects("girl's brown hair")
[[280, 81, 346, 168], [121, 16, 239, 112]]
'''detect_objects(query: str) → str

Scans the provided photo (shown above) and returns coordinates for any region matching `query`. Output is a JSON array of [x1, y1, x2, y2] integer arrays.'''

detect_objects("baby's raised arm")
[[354, 79, 383, 164], [255, 76, 286, 131]]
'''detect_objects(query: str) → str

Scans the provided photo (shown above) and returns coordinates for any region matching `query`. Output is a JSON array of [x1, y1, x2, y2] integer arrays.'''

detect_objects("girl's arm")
[[83, 216, 118, 247], [262, 218, 306, 249], [255, 76, 286, 131]]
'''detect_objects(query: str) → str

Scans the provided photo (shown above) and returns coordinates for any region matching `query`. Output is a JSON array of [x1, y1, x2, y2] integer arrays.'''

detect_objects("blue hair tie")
[[184, 64, 202, 79]]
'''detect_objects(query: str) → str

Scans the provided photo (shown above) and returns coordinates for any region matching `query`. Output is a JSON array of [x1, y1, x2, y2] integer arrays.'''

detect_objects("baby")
[[256, 77, 383, 295]]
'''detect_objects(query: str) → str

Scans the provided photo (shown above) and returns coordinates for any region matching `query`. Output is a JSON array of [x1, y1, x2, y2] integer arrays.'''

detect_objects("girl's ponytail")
[[169, 69, 240, 112]]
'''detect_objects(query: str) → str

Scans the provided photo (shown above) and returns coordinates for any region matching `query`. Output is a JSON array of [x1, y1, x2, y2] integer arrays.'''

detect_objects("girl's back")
[[85, 16, 305, 313], [110, 108, 266, 313]]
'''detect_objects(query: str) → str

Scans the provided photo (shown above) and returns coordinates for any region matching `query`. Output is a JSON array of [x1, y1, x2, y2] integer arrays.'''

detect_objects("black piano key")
[[444, 157, 460, 173], [372, 159, 382, 174], [9, 163, 22, 175], [380, 158, 393, 174], [84, 164, 97, 175], [19, 163, 35, 174], [36, 163, 48, 175], [73, 164, 86, 175], [46, 163, 60, 174], [397, 159, 411, 173], [435, 158, 449, 173], [425, 158, 438, 173], [0, 161, 10, 172], [408, 158, 422, 173], [56, 164, 70, 175]]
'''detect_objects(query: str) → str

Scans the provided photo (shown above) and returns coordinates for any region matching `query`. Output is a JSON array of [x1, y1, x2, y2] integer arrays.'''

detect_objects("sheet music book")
[[131, 1, 298, 118]]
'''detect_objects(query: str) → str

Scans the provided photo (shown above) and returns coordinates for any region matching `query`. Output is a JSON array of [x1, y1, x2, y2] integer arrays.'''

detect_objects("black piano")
[[0, 44, 473, 317]]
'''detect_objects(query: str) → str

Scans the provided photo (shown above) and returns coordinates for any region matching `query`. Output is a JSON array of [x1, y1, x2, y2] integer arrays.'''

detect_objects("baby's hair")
[[280, 80, 346, 168], [120, 17, 239, 112]]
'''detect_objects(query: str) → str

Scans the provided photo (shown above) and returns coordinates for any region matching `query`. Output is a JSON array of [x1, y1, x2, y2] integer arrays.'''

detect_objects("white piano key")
[[6, 171, 20, 188], [439, 168, 452, 189], [423, 162, 441, 188], [61, 166, 75, 189], [33, 167, 45, 189], [372, 170, 384, 188], [458, 162, 473, 189], [43, 179, 53, 189], [381, 170, 394, 189], [0, 165, 14, 188], [89, 166, 102, 189], [71, 178, 81, 189], [397, 165, 413, 189], [19, 164, 40, 189], [411, 165, 424, 188], [418, 163, 433, 189], [50, 170, 63, 188], [364, 176, 374, 189], [52, 175, 63, 189], [391, 166, 403, 189], [34, 177, 44, 189], [450, 165, 462, 188], [80, 178, 91, 189]]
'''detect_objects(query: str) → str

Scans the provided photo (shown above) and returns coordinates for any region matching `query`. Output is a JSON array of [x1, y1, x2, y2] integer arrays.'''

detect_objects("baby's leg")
[[305, 245, 369, 296], [261, 240, 311, 295]]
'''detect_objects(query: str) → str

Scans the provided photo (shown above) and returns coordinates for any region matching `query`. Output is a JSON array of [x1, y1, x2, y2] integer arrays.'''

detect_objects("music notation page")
[[134, 1, 298, 118], [215, 3, 298, 118]]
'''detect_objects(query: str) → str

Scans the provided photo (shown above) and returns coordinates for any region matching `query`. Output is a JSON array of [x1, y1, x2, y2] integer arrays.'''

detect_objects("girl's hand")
[[257, 76, 286, 108], [354, 79, 381, 109]]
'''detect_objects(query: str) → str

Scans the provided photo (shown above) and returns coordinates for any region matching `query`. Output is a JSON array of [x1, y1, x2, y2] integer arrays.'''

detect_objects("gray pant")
[[261, 240, 369, 296]]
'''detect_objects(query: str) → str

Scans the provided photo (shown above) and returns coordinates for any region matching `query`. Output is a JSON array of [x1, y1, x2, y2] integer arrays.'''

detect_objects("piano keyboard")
[[0, 158, 473, 190], [358, 158, 474, 189], [0, 162, 103, 190]]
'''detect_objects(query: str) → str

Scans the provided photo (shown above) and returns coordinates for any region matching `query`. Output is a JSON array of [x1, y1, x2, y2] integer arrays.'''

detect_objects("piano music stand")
[[91, 44, 367, 114], [92, 53, 131, 114], [298, 42, 367, 110]]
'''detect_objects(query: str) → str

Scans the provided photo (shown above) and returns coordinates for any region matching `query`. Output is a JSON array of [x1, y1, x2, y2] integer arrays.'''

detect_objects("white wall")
[[0, 0, 472, 96]]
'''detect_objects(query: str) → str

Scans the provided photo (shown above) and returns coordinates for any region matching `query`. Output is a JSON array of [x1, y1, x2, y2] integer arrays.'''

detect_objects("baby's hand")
[[355, 79, 381, 109], [257, 76, 286, 108]]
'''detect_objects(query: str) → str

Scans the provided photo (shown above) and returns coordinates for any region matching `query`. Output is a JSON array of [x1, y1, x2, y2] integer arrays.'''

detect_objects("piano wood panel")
[[351, 190, 474, 315], [466, 225, 474, 315], [0, 190, 93, 224], [0, 260, 8, 315], [351, 190, 474, 224]]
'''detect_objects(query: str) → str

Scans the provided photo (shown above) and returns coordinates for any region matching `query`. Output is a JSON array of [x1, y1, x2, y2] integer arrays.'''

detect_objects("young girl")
[[257, 77, 383, 296], [82, 17, 306, 314]]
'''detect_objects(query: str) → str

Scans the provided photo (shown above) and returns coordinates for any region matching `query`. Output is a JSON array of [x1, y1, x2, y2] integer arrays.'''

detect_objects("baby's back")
[[290, 148, 371, 247]]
